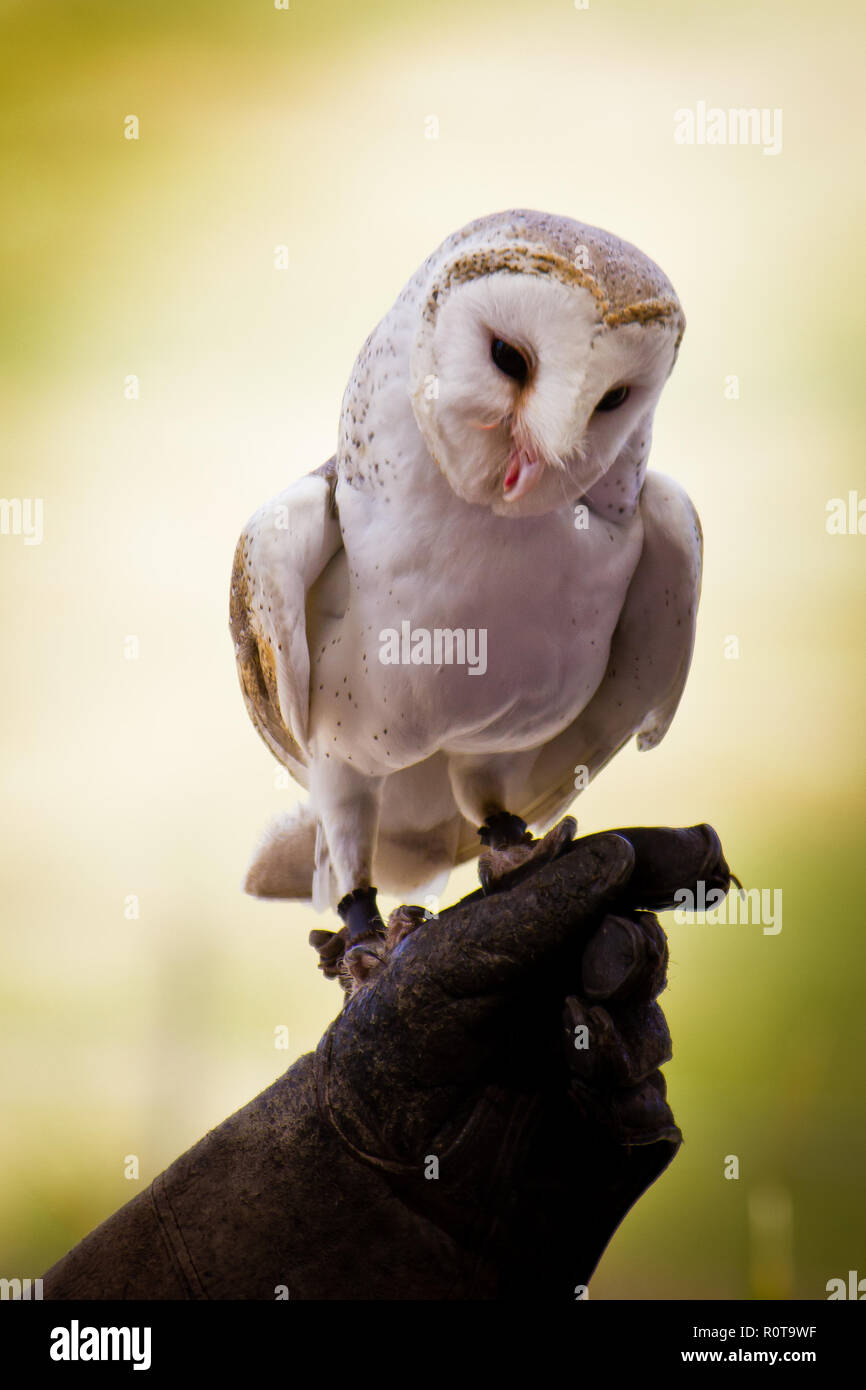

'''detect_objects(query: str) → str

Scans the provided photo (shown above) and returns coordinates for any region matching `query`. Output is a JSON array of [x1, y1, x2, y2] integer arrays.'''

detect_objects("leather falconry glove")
[[41, 823, 732, 1301]]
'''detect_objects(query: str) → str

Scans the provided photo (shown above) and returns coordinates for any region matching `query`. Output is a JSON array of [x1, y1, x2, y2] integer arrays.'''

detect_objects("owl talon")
[[306, 888, 388, 993], [478, 814, 577, 894], [317, 903, 434, 995], [309, 926, 349, 980], [386, 903, 431, 950], [342, 940, 388, 990]]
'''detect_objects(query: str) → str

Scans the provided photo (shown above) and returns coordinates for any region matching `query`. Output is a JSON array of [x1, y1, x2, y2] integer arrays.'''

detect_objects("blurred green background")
[[1, 0, 864, 1299]]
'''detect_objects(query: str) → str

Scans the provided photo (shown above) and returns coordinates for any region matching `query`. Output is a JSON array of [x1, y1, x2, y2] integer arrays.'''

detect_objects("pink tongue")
[[503, 448, 543, 502]]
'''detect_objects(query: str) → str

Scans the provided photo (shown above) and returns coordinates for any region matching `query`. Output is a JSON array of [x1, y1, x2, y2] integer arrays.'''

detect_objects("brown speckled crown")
[[415, 208, 685, 353]]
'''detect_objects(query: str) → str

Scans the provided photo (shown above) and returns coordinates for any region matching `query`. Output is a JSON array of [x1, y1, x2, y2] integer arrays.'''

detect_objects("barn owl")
[[230, 209, 700, 987]]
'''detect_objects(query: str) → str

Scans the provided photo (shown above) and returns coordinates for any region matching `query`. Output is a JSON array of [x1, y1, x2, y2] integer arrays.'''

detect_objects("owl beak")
[[502, 446, 544, 503]]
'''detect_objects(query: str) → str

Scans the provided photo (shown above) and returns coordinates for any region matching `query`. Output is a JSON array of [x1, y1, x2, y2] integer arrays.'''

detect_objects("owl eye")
[[491, 337, 529, 383], [594, 384, 630, 413]]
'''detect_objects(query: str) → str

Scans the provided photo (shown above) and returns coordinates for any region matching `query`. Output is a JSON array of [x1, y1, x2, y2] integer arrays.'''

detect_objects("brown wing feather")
[[229, 457, 339, 782]]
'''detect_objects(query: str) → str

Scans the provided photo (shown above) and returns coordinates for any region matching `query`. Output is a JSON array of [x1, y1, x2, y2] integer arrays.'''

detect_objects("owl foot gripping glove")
[[41, 824, 732, 1300]]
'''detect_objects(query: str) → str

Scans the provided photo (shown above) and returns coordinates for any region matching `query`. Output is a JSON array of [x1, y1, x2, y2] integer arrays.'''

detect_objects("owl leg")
[[339, 887, 388, 989], [447, 755, 577, 894], [307, 760, 387, 991]]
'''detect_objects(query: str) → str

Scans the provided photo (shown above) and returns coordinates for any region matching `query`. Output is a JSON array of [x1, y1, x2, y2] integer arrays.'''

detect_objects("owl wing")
[[453, 470, 702, 858], [230, 457, 342, 782]]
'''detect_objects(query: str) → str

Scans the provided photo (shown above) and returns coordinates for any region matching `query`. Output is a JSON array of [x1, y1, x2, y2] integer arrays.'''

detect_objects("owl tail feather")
[[244, 804, 470, 908], [243, 803, 323, 904]]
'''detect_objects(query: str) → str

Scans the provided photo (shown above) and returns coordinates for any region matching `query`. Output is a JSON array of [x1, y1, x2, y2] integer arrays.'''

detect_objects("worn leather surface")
[[41, 825, 730, 1300]]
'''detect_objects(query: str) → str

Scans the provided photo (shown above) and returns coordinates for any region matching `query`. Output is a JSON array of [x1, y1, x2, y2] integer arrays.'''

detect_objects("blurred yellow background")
[[2, 0, 864, 1298]]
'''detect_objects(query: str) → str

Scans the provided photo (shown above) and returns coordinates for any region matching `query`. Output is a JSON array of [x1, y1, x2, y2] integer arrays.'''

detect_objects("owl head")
[[408, 210, 685, 518]]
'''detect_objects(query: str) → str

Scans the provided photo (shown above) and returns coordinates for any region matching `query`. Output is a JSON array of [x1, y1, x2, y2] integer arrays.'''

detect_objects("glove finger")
[[564, 997, 672, 1088], [573, 823, 731, 911], [581, 910, 668, 1003], [604, 1072, 681, 1147], [390, 832, 636, 1004]]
